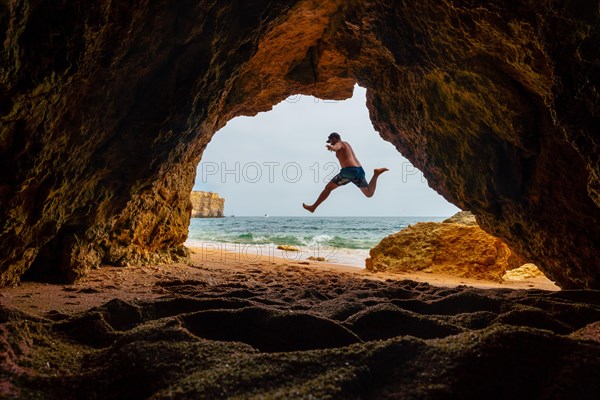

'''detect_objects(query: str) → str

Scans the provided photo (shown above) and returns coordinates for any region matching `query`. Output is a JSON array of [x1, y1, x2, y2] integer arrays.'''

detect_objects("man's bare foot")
[[303, 203, 316, 213], [374, 167, 389, 175]]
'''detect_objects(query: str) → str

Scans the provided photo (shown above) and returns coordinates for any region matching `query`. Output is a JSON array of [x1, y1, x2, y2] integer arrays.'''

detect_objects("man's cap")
[[326, 132, 341, 143]]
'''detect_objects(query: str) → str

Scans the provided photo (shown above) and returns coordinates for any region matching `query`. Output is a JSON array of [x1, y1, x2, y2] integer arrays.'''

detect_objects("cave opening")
[[186, 85, 460, 268], [0, 0, 597, 292]]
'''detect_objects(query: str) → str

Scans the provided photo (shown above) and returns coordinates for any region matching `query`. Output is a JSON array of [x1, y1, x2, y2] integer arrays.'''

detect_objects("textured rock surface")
[[1, 0, 599, 287], [365, 220, 529, 282], [1, 266, 599, 399], [190, 191, 224, 218], [504, 263, 547, 281], [442, 211, 477, 226]]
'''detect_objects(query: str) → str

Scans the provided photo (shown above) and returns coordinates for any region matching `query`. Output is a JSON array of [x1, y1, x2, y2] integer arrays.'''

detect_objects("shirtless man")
[[303, 132, 388, 213]]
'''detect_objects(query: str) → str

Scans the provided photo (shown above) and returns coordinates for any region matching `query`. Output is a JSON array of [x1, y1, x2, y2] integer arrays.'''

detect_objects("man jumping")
[[303, 132, 388, 213]]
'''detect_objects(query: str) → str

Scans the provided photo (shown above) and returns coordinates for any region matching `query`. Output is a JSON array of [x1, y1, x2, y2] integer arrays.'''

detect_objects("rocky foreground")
[[1, 261, 599, 399]]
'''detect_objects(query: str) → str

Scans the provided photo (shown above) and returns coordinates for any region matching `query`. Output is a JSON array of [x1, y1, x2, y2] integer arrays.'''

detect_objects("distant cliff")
[[190, 192, 224, 218]]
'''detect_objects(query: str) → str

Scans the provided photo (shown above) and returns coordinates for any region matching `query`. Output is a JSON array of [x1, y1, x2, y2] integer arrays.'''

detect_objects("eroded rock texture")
[[1, 1, 599, 287], [1, 266, 600, 398], [190, 191, 224, 218], [365, 219, 526, 282]]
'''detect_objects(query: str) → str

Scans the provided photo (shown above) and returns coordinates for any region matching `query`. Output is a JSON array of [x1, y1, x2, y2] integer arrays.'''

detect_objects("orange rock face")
[[365, 221, 527, 283], [0, 0, 599, 288]]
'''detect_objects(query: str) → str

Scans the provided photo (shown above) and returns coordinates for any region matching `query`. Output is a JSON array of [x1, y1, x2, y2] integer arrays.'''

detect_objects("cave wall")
[[1, 0, 598, 288], [346, 0, 600, 289], [0, 0, 301, 283]]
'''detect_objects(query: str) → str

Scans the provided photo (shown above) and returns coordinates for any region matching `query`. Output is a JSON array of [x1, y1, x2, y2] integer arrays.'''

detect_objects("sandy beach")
[[0, 246, 559, 316]]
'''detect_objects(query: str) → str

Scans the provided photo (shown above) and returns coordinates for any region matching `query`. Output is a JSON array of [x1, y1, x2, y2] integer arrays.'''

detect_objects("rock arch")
[[1, 0, 598, 288]]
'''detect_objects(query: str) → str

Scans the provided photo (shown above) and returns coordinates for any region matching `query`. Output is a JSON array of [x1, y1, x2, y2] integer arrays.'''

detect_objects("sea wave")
[[302, 234, 334, 247], [187, 216, 446, 251]]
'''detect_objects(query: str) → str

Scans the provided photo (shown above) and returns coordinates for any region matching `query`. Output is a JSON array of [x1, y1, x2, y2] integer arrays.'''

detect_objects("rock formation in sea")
[[190, 191, 224, 218], [0, 1, 599, 288], [366, 211, 530, 282]]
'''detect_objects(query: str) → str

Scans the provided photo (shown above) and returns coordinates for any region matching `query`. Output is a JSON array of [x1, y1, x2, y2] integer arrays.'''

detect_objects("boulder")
[[443, 211, 478, 226], [503, 264, 547, 281], [366, 213, 532, 282]]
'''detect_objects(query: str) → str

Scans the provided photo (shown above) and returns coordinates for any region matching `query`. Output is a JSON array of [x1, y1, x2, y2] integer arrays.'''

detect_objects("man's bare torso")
[[335, 141, 361, 168]]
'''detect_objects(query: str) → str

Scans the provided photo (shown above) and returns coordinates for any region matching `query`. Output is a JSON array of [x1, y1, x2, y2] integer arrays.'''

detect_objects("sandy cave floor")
[[0, 247, 560, 316], [0, 247, 599, 399]]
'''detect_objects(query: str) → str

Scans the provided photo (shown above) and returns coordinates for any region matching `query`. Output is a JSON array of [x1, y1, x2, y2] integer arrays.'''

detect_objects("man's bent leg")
[[360, 168, 389, 198], [303, 181, 340, 213]]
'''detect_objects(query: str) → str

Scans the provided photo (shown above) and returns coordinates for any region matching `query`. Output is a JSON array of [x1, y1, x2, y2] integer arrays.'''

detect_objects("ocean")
[[185, 216, 446, 267]]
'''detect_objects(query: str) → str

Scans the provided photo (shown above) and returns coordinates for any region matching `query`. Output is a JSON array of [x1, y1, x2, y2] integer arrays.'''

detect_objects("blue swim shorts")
[[331, 166, 369, 188]]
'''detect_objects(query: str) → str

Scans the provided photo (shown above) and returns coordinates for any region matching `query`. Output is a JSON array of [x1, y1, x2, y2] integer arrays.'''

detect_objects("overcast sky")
[[193, 85, 460, 217]]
